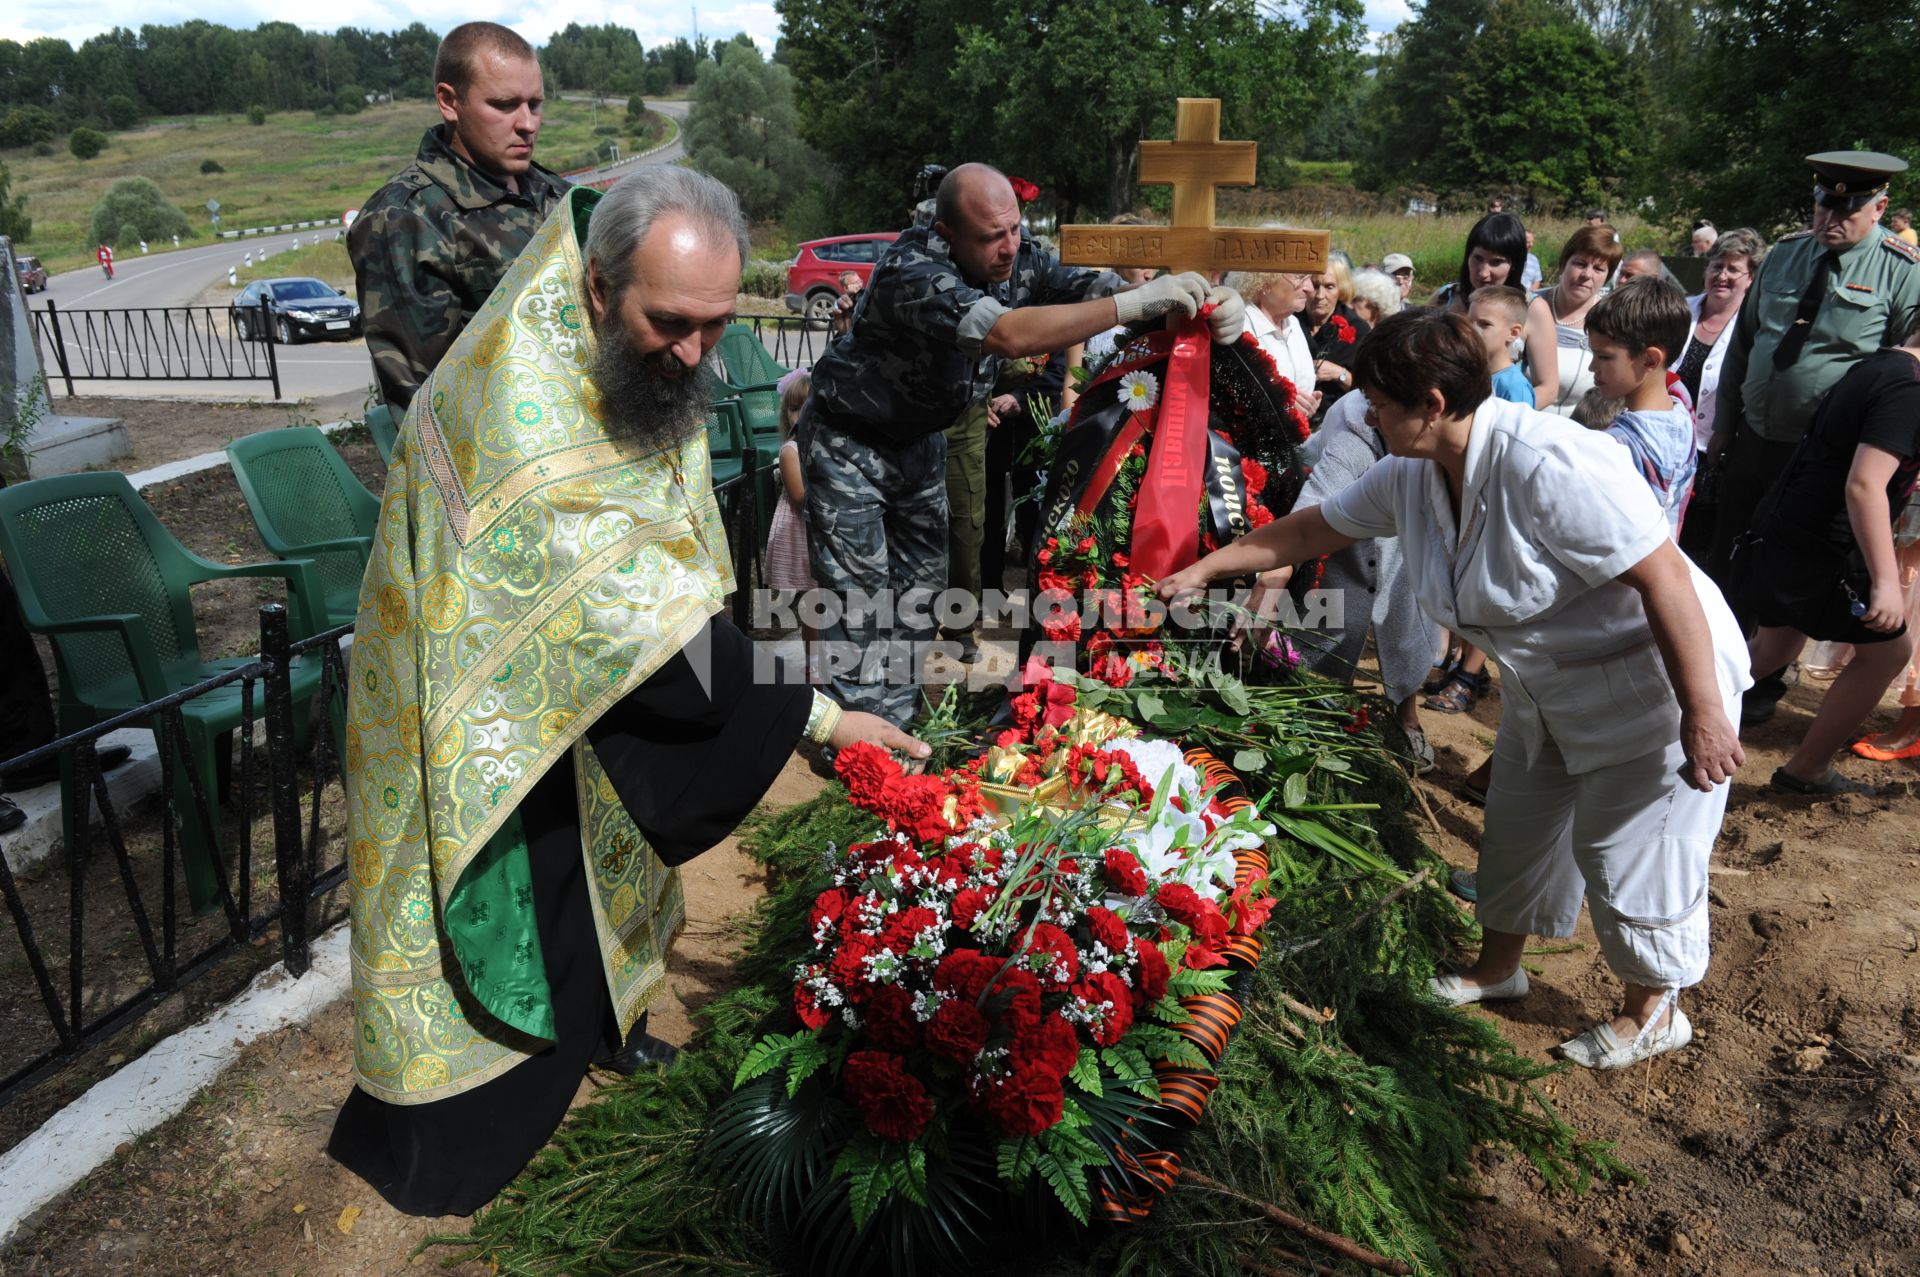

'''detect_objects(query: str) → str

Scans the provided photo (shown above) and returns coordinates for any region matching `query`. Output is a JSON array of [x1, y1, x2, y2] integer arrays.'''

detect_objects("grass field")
[[2, 97, 648, 275], [232, 239, 354, 290]]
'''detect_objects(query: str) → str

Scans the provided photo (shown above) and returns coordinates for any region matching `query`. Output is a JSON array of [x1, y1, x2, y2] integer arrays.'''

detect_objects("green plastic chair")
[[712, 325, 791, 538], [366, 403, 399, 466], [706, 400, 761, 622], [226, 427, 379, 629], [0, 472, 333, 913]]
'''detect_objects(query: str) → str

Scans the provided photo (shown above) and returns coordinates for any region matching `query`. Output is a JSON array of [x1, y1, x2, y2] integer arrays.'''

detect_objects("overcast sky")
[[3, 0, 1413, 54]]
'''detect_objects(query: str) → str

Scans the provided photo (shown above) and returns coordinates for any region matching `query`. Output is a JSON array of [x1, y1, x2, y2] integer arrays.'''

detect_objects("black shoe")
[[4, 743, 133, 793], [1741, 664, 1794, 728], [596, 1013, 679, 1075], [0, 796, 23, 834], [1770, 767, 1882, 797]]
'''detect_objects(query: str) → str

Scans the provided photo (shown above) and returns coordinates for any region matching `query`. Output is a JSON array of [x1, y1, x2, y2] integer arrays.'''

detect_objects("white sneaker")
[[1429, 967, 1529, 1006], [1556, 1008, 1693, 1070]]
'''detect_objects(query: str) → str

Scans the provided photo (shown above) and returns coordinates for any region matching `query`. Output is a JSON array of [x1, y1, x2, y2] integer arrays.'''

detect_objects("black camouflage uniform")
[[801, 224, 1122, 726], [348, 123, 566, 413]]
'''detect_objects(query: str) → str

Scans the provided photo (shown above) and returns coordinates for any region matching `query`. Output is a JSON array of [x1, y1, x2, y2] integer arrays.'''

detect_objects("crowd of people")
[[8, 13, 1883, 1209]]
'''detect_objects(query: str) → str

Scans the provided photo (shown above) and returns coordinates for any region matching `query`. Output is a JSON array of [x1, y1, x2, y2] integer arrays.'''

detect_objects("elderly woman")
[[1675, 228, 1765, 562], [1524, 224, 1623, 415], [1303, 252, 1371, 424], [1229, 268, 1322, 420], [1349, 268, 1402, 327], [1161, 310, 1750, 1069]]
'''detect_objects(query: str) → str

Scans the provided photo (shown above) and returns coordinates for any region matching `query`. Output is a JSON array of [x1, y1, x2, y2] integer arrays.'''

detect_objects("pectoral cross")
[[1059, 98, 1329, 277]]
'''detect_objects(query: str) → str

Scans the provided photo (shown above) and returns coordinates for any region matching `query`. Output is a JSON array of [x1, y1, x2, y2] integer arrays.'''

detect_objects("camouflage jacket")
[[348, 124, 566, 412], [808, 224, 1123, 444]]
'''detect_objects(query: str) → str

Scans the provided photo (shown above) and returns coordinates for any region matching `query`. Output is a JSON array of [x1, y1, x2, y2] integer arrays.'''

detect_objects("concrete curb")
[[0, 923, 351, 1246], [127, 418, 354, 490]]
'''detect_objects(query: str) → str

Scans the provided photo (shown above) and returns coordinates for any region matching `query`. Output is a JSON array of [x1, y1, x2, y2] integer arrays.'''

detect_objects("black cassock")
[[328, 615, 809, 1216]]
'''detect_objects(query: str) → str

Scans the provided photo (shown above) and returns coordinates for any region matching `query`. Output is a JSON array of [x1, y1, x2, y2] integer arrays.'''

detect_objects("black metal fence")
[[30, 301, 283, 399], [0, 604, 349, 1109], [741, 313, 831, 368]]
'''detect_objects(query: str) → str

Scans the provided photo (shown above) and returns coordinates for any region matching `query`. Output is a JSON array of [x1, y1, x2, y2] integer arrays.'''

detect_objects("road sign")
[[206, 198, 222, 214], [343, 208, 359, 227]]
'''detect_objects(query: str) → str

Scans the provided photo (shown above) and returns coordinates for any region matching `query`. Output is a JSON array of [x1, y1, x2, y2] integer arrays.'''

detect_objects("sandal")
[[1851, 736, 1920, 762], [1423, 668, 1483, 714], [1404, 728, 1436, 775], [1770, 767, 1883, 797], [1422, 648, 1463, 695]]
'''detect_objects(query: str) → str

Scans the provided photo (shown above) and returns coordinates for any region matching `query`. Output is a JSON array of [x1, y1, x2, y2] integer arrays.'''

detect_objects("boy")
[[1586, 276, 1698, 536], [1466, 285, 1535, 403]]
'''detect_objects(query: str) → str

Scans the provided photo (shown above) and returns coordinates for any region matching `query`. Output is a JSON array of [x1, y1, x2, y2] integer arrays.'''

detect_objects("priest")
[[328, 167, 926, 1216]]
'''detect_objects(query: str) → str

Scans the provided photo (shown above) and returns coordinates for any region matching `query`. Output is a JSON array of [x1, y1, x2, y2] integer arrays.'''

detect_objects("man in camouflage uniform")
[[801, 163, 1247, 727], [1706, 151, 1920, 719], [349, 22, 565, 413]]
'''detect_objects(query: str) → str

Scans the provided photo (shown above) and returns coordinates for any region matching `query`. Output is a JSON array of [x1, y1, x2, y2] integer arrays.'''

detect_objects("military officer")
[[1707, 150, 1920, 716], [800, 163, 1246, 728], [348, 22, 566, 414]]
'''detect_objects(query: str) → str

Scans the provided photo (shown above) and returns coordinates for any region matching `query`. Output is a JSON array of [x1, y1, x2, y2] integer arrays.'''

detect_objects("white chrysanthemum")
[[1118, 369, 1159, 412], [1108, 737, 1201, 805]]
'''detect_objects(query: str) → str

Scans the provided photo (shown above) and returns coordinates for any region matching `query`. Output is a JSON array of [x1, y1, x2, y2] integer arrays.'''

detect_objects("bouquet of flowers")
[[710, 692, 1278, 1273]]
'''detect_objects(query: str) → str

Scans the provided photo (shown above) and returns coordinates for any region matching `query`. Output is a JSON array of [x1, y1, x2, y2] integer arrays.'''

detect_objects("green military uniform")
[[1713, 228, 1920, 444], [1707, 150, 1920, 594], [348, 123, 566, 413]]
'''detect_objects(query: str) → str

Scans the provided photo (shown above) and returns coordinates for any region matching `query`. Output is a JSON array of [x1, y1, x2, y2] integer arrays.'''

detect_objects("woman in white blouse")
[[1674, 229, 1766, 562], [1227, 269, 1323, 420], [1160, 310, 1750, 1070]]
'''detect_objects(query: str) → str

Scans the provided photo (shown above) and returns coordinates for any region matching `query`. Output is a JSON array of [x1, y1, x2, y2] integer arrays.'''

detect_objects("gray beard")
[[590, 308, 712, 450]]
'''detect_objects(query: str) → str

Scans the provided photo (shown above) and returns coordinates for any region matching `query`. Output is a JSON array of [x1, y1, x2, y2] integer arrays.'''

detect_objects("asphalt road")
[[28, 98, 694, 411]]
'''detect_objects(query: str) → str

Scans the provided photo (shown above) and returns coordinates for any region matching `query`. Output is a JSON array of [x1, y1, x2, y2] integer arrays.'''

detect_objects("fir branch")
[[1181, 1171, 1413, 1275]]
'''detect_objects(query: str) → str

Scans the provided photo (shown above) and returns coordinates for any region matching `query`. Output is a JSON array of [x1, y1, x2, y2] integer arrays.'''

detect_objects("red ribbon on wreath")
[[1127, 313, 1214, 580]]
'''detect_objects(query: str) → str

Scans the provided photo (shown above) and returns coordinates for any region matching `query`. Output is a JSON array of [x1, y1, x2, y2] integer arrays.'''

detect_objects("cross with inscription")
[[1059, 98, 1330, 278]]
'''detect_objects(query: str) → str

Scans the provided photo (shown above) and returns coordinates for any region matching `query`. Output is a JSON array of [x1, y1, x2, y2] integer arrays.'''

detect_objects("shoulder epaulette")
[[1777, 228, 1814, 242], [1881, 234, 1920, 264]]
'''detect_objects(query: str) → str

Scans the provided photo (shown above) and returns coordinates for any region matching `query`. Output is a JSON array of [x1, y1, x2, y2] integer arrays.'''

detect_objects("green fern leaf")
[[1067, 1047, 1103, 1096], [731, 1031, 801, 1088], [1037, 1149, 1092, 1224]]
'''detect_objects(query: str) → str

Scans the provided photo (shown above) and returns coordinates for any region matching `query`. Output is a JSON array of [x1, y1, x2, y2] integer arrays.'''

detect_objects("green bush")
[[69, 128, 108, 161], [334, 85, 366, 115], [88, 177, 191, 249], [30, 141, 53, 157], [593, 124, 619, 137], [0, 106, 57, 149], [105, 95, 140, 130], [200, 158, 225, 174], [246, 105, 267, 126], [626, 95, 645, 121], [739, 260, 786, 299], [642, 65, 672, 96]]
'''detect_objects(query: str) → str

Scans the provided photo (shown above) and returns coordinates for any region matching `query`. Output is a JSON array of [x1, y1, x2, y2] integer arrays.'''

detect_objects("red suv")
[[785, 233, 898, 325]]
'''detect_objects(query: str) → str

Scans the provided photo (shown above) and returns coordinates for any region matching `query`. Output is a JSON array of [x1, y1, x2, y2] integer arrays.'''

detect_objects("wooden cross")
[[1058, 98, 1329, 278]]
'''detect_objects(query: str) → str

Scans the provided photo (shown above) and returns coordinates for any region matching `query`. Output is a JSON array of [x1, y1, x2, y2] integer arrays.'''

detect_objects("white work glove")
[[1112, 271, 1209, 326], [1204, 285, 1246, 344]]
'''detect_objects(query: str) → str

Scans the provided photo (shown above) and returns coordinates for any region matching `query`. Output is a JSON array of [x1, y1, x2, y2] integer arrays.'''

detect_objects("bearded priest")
[[327, 166, 927, 1216]]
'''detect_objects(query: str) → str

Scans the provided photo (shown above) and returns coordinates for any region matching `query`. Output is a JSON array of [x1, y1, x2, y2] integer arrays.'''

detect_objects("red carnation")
[[794, 973, 834, 1029], [982, 1060, 1067, 1137], [1077, 971, 1135, 1047], [835, 741, 899, 805], [1330, 314, 1356, 344], [1103, 848, 1150, 896], [1086, 906, 1130, 956], [864, 983, 923, 1051], [1156, 882, 1206, 925], [1019, 923, 1080, 986], [934, 949, 999, 1004], [843, 1051, 934, 1142], [809, 888, 851, 941], [951, 886, 991, 931], [1249, 503, 1275, 527], [1111, 551, 1131, 569], [1041, 612, 1083, 644], [1240, 457, 1269, 496], [829, 930, 879, 990], [925, 999, 990, 1065], [880, 905, 940, 955], [1018, 1013, 1082, 1079], [987, 964, 1044, 1031], [1074, 535, 1097, 556], [1343, 707, 1370, 734], [1132, 940, 1170, 1008]]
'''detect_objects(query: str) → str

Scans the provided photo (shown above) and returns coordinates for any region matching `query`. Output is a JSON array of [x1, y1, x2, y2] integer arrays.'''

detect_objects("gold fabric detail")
[[344, 186, 733, 1105]]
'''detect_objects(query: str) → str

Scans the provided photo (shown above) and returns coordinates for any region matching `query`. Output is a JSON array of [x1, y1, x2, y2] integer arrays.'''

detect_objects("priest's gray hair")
[[586, 167, 750, 304]]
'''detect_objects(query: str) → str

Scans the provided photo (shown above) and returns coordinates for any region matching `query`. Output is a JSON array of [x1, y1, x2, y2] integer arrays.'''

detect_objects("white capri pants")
[[1477, 725, 1731, 990]]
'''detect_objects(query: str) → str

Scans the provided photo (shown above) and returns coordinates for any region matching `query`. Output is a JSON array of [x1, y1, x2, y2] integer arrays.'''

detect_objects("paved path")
[[27, 99, 716, 409]]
